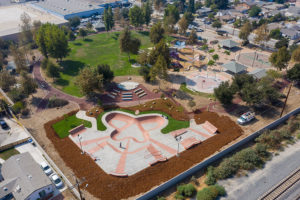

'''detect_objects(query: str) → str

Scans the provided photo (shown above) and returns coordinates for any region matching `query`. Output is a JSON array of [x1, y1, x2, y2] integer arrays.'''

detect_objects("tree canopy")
[[148, 39, 170, 66], [68, 17, 80, 28], [96, 64, 114, 85], [186, 29, 198, 45], [287, 63, 300, 82], [142, 1, 152, 26], [119, 27, 141, 60], [150, 22, 165, 44], [269, 46, 291, 71], [104, 7, 114, 31], [35, 23, 69, 60], [239, 22, 252, 42], [214, 81, 234, 105], [77, 67, 103, 96], [249, 5, 261, 17], [129, 5, 144, 27]]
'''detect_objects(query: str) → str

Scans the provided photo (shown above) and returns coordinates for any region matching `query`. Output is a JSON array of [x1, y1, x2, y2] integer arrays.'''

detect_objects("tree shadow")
[[174, 90, 193, 100], [73, 42, 82, 46], [138, 31, 150, 36], [59, 60, 86, 76], [84, 38, 93, 42], [112, 33, 120, 40], [55, 78, 70, 87], [31, 96, 45, 107]]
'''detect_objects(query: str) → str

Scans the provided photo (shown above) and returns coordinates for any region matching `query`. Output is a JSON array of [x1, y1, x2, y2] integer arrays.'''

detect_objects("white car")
[[50, 174, 64, 189], [40, 162, 53, 176], [237, 111, 255, 125]]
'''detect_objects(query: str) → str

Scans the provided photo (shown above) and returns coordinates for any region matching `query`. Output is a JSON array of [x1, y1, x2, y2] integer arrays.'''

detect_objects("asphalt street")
[[218, 140, 300, 200]]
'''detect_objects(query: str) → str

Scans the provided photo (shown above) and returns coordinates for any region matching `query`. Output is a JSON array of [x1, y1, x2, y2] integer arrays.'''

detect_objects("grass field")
[[0, 148, 20, 160], [180, 83, 215, 99], [55, 31, 173, 97], [52, 115, 92, 138], [96, 109, 190, 134]]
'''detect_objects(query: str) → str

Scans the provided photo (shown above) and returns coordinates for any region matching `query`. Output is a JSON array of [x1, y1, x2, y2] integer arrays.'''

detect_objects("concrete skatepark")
[[69, 111, 217, 176]]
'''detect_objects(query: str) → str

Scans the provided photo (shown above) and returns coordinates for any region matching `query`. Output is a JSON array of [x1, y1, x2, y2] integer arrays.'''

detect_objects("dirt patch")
[[45, 110, 242, 200]]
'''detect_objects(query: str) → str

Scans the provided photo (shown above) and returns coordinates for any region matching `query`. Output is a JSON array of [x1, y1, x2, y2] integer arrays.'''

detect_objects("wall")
[[64, 8, 104, 19], [137, 107, 300, 200], [25, 184, 54, 200]]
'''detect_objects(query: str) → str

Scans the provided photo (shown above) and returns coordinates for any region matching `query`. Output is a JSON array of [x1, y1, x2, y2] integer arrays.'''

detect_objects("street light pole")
[[78, 135, 84, 154], [176, 136, 182, 157]]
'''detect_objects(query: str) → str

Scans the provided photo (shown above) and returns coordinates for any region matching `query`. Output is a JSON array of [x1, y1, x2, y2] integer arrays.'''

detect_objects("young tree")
[[96, 64, 114, 84], [249, 5, 261, 17], [183, 12, 194, 24], [150, 22, 165, 44], [86, 22, 93, 30], [163, 5, 180, 33], [254, 23, 269, 47], [214, 81, 234, 105], [77, 67, 103, 96], [154, 0, 165, 11], [68, 16, 81, 29], [150, 54, 168, 82], [114, 7, 121, 23], [79, 28, 87, 40], [10, 45, 28, 73], [269, 28, 282, 40], [178, 16, 189, 35], [275, 37, 289, 49], [239, 22, 252, 43], [287, 63, 300, 82], [212, 54, 219, 61], [291, 46, 300, 62], [129, 5, 144, 28], [139, 65, 151, 82], [20, 72, 38, 96], [104, 7, 114, 32], [148, 39, 170, 66], [142, 0, 152, 26], [46, 62, 60, 79], [20, 12, 33, 44], [119, 27, 141, 60], [212, 20, 222, 29], [269, 46, 291, 71], [0, 70, 16, 91], [186, 29, 198, 45]]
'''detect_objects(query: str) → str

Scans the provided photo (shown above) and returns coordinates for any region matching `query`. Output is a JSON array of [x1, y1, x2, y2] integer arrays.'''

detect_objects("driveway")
[[219, 140, 300, 200], [32, 61, 94, 111]]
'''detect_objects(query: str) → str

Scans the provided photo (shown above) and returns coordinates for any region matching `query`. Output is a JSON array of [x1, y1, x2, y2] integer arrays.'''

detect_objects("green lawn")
[[0, 148, 20, 160], [52, 115, 92, 138], [55, 31, 173, 97], [97, 109, 190, 134], [180, 83, 215, 99]]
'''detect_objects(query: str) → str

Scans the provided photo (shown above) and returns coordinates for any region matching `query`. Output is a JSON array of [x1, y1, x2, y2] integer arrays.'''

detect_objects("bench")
[[111, 92, 118, 96], [139, 93, 147, 98], [107, 94, 115, 99], [113, 89, 120, 93], [134, 88, 142, 93], [69, 124, 86, 136], [122, 92, 132, 95]]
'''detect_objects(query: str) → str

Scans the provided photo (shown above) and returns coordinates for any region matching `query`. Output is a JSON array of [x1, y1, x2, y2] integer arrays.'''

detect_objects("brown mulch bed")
[[45, 110, 242, 200], [86, 99, 189, 121]]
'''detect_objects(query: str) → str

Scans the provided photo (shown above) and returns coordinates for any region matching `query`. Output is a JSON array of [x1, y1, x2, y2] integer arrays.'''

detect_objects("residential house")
[[197, 7, 212, 17], [285, 6, 300, 18], [281, 28, 300, 40], [0, 153, 55, 200]]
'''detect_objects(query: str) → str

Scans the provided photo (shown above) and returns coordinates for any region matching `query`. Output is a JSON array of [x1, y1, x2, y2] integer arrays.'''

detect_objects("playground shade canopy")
[[248, 68, 267, 79], [220, 39, 239, 49], [222, 61, 247, 74]]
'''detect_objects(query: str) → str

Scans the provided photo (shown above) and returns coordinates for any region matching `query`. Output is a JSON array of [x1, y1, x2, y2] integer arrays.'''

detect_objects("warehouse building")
[[30, 0, 123, 19], [0, 4, 67, 41]]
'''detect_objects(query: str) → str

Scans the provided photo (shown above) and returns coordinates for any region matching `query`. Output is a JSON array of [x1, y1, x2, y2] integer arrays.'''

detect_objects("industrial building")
[[0, 4, 67, 41], [31, 0, 128, 19]]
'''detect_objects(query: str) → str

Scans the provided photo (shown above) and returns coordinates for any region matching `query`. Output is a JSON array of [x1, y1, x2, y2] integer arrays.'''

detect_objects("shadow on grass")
[[112, 33, 120, 40], [138, 31, 149, 36], [55, 78, 69, 87], [84, 38, 93, 42], [59, 60, 85, 76], [73, 42, 82, 46], [31, 96, 44, 107]]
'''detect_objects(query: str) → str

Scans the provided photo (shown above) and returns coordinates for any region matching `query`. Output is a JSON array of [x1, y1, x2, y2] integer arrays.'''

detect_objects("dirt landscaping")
[[45, 107, 242, 200]]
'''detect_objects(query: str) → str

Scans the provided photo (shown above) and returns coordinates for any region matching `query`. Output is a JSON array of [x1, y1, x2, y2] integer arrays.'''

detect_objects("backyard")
[[54, 31, 173, 97]]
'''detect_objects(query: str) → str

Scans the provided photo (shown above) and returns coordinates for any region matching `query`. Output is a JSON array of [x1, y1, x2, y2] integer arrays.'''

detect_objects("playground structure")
[[236, 52, 272, 69], [185, 71, 230, 93], [68, 111, 217, 176]]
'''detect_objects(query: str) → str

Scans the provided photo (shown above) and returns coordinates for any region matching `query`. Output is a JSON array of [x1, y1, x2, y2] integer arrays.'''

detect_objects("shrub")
[[190, 176, 199, 185], [196, 185, 225, 200], [205, 166, 217, 185], [297, 133, 300, 140], [175, 193, 185, 200], [12, 101, 25, 114], [41, 58, 48, 69], [201, 44, 208, 50], [177, 183, 196, 197], [234, 148, 263, 170], [9, 88, 26, 102], [207, 60, 215, 66], [188, 100, 196, 108], [214, 157, 239, 179], [161, 93, 165, 99], [224, 50, 230, 55], [255, 143, 269, 158], [208, 49, 215, 53], [48, 98, 68, 108], [21, 108, 30, 116]]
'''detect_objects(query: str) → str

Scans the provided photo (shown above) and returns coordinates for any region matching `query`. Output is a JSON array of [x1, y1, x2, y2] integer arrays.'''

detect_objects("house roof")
[[1, 152, 52, 200], [222, 61, 247, 73], [249, 68, 267, 79], [281, 28, 299, 37], [220, 39, 239, 48]]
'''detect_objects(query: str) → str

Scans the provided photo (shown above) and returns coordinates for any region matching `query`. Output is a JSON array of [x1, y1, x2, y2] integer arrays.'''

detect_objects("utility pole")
[[69, 175, 87, 200], [280, 82, 293, 118]]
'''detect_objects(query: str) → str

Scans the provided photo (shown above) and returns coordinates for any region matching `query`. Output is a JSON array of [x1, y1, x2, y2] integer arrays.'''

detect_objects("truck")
[[237, 111, 255, 125]]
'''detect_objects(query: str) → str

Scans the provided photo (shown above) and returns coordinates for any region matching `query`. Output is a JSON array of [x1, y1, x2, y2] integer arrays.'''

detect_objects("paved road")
[[219, 140, 300, 200], [32, 61, 94, 111]]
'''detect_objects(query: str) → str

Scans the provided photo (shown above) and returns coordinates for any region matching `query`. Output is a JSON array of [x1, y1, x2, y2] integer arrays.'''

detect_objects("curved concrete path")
[[76, 110, 97, 130]]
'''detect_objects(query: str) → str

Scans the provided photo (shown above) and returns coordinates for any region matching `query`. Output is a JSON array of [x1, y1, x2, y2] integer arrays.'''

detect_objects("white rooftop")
[[0, 4, 67, 37]]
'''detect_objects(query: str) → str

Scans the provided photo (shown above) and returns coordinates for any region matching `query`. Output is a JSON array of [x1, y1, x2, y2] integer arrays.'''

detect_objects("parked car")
[[0, 119, 9, 129], [216, 30, 227, 36], [197, 28, 204, 32], [40, 162, 53, 176], [50, 174, 64, 189], [237, 111, 255, 125]]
